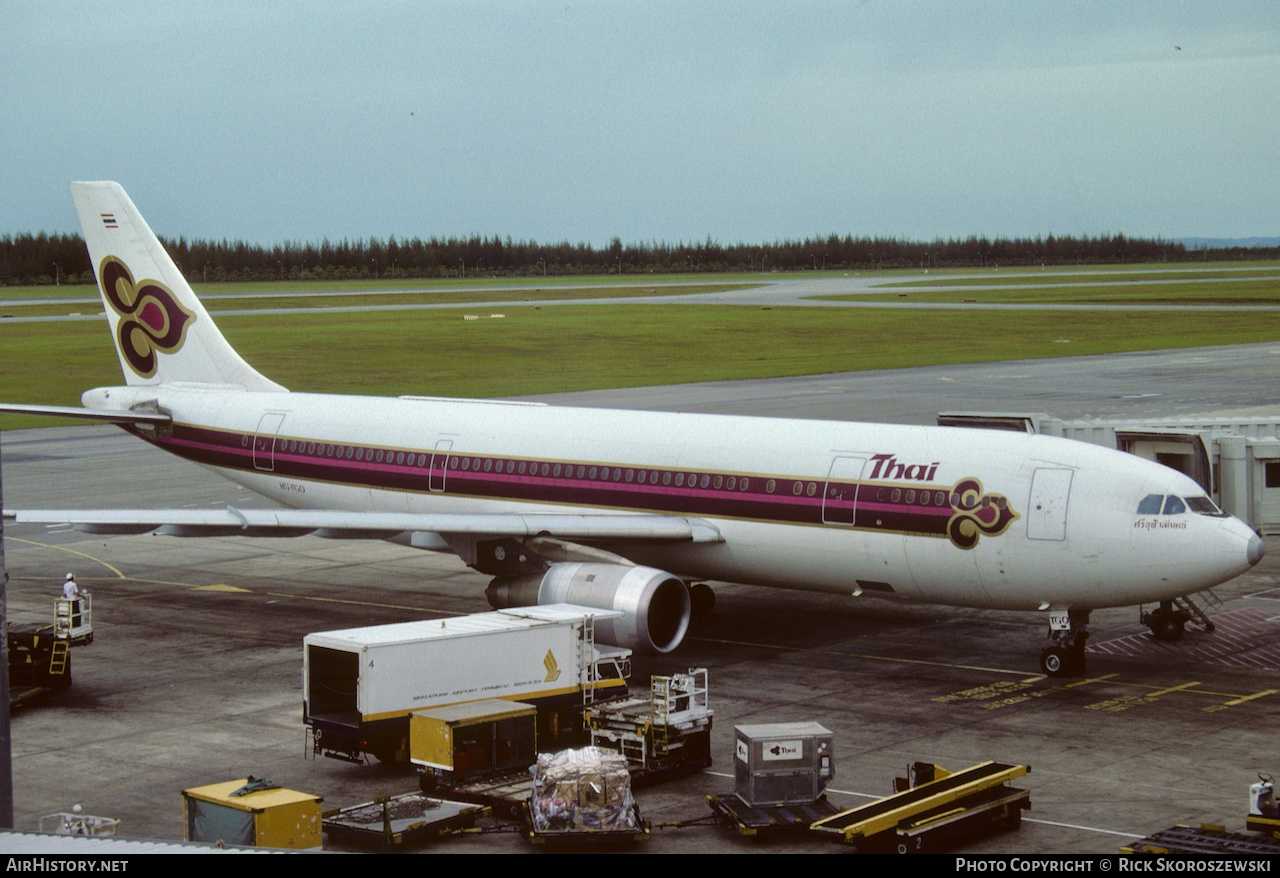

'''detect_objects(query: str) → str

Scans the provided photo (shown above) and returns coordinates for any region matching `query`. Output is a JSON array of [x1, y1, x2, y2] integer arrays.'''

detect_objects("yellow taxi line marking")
[[4, 537, 127, 578], [1222, 688, 1278, 706]]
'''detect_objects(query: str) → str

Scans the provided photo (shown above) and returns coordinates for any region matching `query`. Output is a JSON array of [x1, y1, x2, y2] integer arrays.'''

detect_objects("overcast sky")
[[4, 1, 1277, 246]]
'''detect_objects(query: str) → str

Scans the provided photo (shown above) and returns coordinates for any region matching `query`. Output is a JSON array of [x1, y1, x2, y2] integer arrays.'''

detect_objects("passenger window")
[[1137, 494, 1163, 514], [1162, 495, 1186, 515]]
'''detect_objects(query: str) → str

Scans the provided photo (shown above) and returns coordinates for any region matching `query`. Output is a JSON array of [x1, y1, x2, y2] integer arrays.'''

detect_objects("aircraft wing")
[[4, 507, 724, 544]]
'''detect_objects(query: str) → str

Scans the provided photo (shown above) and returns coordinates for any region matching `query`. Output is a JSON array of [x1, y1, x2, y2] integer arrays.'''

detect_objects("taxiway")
[[2, 345, 1278, 853]]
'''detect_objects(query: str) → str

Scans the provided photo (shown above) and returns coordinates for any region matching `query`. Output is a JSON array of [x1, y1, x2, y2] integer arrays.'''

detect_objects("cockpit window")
[[1186, 496, 1228, 517], [1137, 494, 1163, 514], [1137, 493, 1225, 516]]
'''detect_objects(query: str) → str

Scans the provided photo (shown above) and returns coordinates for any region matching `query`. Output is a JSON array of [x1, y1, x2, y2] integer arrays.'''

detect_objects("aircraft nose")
[[1220, 515, 1265, 573], [1247, 531, 1265, 567]]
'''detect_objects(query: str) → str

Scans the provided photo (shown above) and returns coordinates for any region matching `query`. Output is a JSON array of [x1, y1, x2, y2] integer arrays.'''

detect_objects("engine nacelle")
[[485, 562, 691, 653]]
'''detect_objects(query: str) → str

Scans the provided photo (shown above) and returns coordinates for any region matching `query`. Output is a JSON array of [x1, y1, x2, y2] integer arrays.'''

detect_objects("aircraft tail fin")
[[70, 181, 285, 391]]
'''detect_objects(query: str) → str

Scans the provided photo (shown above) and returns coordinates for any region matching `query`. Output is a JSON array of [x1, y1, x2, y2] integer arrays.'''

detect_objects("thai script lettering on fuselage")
[[868, 453, 940, 482]]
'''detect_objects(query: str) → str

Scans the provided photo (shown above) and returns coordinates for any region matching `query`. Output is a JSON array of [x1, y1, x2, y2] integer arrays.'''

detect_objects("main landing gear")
[[1040, 609, 1091, 678], [688, 582, 716, 620], [1141, 600, 1189, 642]]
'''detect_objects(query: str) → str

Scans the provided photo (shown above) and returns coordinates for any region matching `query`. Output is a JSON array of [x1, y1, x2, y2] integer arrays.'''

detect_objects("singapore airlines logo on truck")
[[543, 650, 561, 682]]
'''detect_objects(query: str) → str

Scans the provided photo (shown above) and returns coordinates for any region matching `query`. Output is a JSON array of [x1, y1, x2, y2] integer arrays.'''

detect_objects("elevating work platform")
[[9, 594, 94, 708]]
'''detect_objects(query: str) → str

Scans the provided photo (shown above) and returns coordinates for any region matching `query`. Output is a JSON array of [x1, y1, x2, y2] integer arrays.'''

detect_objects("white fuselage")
[[87, 383, 1262, 613]]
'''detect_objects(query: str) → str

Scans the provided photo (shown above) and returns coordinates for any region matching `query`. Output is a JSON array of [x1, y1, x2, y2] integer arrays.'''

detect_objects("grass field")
[[0, 273, 783, 301], [5, 301, 1280, 429], [4, 263, 1280, 429], [0, 283, 757, 319]]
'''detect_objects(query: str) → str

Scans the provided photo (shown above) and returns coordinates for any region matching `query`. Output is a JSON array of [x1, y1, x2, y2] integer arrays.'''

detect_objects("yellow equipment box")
[[183, 778, 322, 850], [410, 699, 537, 775]]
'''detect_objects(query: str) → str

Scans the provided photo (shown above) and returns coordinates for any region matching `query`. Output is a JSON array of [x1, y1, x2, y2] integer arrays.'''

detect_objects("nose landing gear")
[[1040, 608, 1091, 677], [1141, 600, 1189, 641]]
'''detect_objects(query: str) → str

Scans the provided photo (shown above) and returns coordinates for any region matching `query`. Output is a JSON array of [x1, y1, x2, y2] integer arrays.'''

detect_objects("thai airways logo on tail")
[[98, 256, 196, 378]]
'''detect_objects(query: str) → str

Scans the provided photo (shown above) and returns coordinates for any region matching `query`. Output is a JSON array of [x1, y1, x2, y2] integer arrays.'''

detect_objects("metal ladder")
[[578, 615, 598, 705], [1175, 589, 1223, 632], [47, 641, 69, 676]]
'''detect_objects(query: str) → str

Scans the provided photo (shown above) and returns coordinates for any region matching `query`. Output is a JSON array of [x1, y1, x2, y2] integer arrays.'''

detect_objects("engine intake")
[[485, 562, 690, 653]]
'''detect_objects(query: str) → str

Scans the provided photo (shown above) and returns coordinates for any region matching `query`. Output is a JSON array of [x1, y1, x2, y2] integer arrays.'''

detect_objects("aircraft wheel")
[[689, 583, 715, 618], [1039, 646, 1070, 677], [1152, 615, 1184, 641]]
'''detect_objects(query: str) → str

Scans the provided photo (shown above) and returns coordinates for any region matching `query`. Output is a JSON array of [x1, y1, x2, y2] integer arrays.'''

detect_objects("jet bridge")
[[940, 410, 1280, 532]]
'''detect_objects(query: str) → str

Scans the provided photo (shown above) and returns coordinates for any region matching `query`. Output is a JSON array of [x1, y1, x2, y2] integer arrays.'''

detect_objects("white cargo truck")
[[304, 604, 632, 764]]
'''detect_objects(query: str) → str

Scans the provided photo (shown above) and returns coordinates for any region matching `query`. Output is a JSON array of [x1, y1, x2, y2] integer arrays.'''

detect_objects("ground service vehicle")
[[304, 604, 631, 763]]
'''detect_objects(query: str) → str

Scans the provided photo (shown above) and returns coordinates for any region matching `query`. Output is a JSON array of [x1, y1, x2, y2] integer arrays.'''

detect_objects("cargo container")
[[304, 604, 631, 764]]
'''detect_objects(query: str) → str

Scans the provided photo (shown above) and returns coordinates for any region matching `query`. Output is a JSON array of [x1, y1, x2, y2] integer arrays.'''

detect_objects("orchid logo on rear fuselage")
[[98, 255, 195, 378]]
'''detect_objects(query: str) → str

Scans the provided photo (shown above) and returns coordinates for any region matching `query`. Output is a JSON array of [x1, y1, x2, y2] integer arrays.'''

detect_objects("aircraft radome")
[[0, 182, 1265, 677]]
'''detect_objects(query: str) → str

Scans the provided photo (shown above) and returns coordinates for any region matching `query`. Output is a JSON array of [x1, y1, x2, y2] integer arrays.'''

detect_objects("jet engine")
[[485, 562, 691, 653]]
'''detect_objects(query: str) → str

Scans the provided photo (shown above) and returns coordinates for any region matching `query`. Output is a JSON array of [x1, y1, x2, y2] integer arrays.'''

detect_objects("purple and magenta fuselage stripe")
[[139, 423, 1019, 547]]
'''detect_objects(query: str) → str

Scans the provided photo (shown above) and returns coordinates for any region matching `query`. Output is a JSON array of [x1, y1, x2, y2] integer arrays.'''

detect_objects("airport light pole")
[[0, 436, 13, 827]]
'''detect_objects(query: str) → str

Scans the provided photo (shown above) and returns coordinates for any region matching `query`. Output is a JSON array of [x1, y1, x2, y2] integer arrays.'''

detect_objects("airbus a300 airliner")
[[1, 182, 1265, 676]]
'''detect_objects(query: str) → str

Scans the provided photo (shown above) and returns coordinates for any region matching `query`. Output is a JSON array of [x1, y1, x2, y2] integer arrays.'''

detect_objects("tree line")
[[2, 229, 1274, 286]]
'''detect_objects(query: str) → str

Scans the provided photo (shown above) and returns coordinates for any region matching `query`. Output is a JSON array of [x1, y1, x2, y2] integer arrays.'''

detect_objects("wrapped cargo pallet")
[[530, 747, 639, 834]]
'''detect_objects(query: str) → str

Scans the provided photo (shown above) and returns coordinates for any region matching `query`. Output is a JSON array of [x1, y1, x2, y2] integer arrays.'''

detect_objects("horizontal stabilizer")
[[0, 403, 171, 426]]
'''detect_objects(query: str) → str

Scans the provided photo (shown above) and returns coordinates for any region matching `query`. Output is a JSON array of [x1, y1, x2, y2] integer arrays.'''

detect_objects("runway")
[[2, 346, 1279, 853], [523, 340, 1280, 424]]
